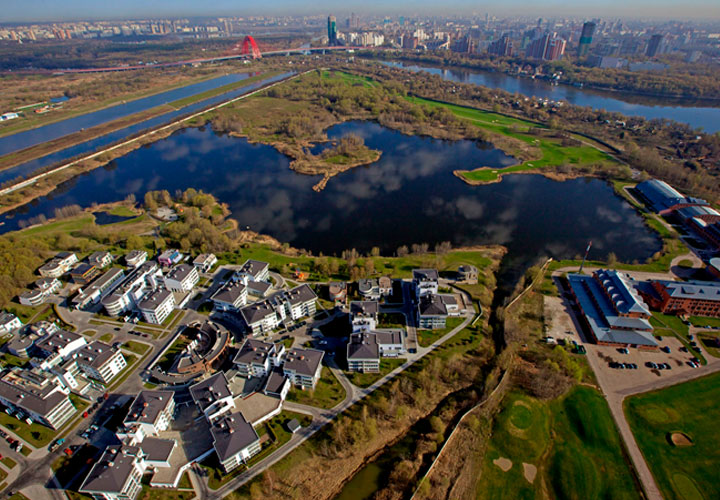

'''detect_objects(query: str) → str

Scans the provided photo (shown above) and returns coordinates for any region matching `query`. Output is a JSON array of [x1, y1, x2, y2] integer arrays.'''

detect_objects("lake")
[[2, 121, 661, 289], [380, 61, 720, 133]]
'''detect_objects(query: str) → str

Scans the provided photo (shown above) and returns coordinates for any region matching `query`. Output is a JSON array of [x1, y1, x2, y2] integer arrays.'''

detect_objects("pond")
[[3, 120, 661, 288]]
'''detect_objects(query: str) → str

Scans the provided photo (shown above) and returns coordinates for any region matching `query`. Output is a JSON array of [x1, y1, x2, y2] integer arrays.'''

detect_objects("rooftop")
[[568, 274, 657, 347], [350, 300, 379, 316], [140, 438, 176, 463], [413, 269, 439, 282], [76, 341, 117, 369], [35, 330, 84, 354], [210, 412, 259, 461], [189, 372, 232, 413], [212, 281, 246, 305], [347, 332, 380, 360], [418, 295, 448, 317], [138, 288, 173, 311], [124, 390, 174, 426], [593, 269, 650, 316], [233, 338, 275, 366], [283, 347, 324, 377], [237, 259, 269, 279], [80, 445, 143, 494], [165, 264, 195, 282], [655, 279, 720, 302]]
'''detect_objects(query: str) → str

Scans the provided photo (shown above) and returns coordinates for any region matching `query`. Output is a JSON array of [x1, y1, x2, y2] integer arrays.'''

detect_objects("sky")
[[4, 0, 720, 22]]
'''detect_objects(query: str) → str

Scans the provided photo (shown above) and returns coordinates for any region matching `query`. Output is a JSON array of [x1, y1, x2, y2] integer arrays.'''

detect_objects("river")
[[2, 121, 660, 289], [380, 61, 720, 133], [0, 72, 295, 185], [0, 72, 256, 156]]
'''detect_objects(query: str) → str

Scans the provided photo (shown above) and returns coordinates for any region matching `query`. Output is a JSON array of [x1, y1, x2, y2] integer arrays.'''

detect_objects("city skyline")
[[3, 0, 720, 23]]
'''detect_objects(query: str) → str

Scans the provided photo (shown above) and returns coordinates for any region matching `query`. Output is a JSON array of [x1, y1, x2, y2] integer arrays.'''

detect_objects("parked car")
[[645, 361, 658, 369], [661, 346, 671, 353], [618, 348, 630, 354], [679, 346, 689, 353]]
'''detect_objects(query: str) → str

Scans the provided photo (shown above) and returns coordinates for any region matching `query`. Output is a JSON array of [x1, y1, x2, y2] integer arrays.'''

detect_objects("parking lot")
[[544, 295, 707, 394]]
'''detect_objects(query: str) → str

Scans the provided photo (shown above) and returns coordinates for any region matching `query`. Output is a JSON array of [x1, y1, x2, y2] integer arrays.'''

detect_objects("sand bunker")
[[493, 457, 513, 472], [669, 432, 694, 447], [523, 463, 537, 483]]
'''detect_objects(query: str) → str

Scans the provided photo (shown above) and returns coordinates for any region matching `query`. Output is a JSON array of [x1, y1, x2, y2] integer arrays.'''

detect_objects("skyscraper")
[[577, 21, 596, 57], [328, 15, 337, 46], [646, 34, 663, 57], [488, 34, 513, 57]]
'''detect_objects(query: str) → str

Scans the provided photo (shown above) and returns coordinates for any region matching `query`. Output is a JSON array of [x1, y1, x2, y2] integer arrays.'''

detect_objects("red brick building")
[[640, 280, 720, 318]]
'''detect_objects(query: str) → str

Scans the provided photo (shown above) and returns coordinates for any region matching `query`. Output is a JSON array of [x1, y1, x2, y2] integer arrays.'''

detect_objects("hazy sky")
[[4, 0, 720, 22]]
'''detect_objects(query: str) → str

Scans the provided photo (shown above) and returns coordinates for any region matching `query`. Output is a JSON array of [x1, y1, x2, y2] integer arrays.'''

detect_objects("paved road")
[[553, 272, 720, 500]]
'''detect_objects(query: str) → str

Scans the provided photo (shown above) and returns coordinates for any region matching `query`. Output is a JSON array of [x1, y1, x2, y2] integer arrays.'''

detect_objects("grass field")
[[286, 367, 346, 409], [478, 387, 641, 500], [625, 371, 720, 500], [406, 97, 618, 184], [417, 317, 466, 347], [346, 357, 406, 388]]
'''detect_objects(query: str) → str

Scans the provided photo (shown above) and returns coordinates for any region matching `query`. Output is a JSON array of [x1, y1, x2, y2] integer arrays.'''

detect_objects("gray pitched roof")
[[413, 269, 439, 282], [233, 338, 275, 366], [238, 260, 269, 280], [418, 295, 448, 317], [283, 348, 324, 377], [189, 372, 232, 413], [240, 300, 276, 325], [138, 288, 173, 311], [35, 330, 83, 354], [165, 264, 195, 282], [140, 438, 176, 462], [76, 341, 117, 369], [656, 279, 720, 302], [347, 333, 380, 361], [124, 390, 174, 426], [80, 445, 142, 494], [210, 412, 259, 461], [263, 368, 288, 395], [0, 369, 71, 418], [212, 282, 246, 305], [285, 284, 317, 306], [350, 301, 379, 316]]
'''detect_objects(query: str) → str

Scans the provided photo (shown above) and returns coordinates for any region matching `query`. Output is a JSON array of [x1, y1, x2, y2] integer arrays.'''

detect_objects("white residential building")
[[210, 413, 261, 473], [233, 338, 284, 378], [38, 252, 78, 278], [120, 390, 175, 440], [193, 253, 217, 273], [413, 269, 439, 298], [211, 282, 247, 312], [124, 250, 147, 268], [233, 259, 270, 283], [88, 251, 113, 268], [0, 367, 76, 429], [35, 330, 88, 360], [349, 301, 379, 333], [101, 262, 162, 316], [138, 288, 175, 325], [76, 341, 127, 384], [163, 264, 199, 293], [80, 445, 147, 500], [71, 268, 125, 311], [282, 348, 324, 390], [240, 284, 317, 336], [0, 312, 23, 334], [189, 372, 235, 422]]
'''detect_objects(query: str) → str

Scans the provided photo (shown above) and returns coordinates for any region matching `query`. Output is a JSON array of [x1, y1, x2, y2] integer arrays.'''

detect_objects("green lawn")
[[688, 316, 720, 329], [417, 317, 465, 347], [98, 333, 113, 343], [0, 394, 88, 447], [625, 371, 720, 500], [406, 96, 618, 183], [122, 340, 151, 355], [138, 487, 194, 500], [286, 367, 346, 409], [479, 387, 641, 500], [345, 357, 406, 388], [1, 456, 16, 469]]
